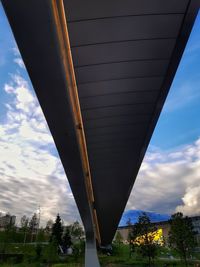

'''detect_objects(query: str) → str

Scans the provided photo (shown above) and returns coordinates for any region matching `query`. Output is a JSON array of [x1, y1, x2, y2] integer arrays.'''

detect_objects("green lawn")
[[0, 243, 200, 267]]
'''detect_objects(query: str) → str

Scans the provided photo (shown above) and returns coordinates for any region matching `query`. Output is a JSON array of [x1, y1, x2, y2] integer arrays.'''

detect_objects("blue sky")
[[0, 3, 200, 225], [151, 12, 200, 149]]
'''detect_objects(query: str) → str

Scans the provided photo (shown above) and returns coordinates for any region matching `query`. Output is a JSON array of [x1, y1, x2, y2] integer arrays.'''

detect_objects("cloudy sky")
[[0, 5, 200, 226]]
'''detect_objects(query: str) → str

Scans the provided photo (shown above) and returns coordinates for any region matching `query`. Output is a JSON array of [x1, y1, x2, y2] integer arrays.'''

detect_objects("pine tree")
[[51, 214, 63, 245], [63, 228, 72, 249]]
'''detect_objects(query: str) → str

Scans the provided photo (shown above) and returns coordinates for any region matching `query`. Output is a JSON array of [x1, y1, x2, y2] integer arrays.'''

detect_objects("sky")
[[0, 4, 200, 226]]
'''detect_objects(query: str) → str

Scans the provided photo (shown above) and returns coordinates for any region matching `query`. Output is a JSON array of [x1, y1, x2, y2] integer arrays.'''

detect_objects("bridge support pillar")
[[85, 235, 100, 267]]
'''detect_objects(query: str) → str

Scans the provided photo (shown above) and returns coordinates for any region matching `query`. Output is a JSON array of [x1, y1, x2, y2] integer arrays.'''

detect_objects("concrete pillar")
[[85, 234, 100, 267]]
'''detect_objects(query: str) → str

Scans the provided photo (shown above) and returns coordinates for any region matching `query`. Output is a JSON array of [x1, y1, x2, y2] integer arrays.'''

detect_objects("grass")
[[0, 243, 40, 256], [0, 264, 42, 267], [53, 265, 82, 267], [0, 243, 200, 267], [0, 261, 199, 267], [0, 264, 82, 267], [98, 244, 200, 266]]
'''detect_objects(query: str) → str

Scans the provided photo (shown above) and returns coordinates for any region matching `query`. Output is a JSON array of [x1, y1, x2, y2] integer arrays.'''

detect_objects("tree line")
[[0, 213, 85, 265], [116, 212, 197, 267], [0, 213, 84, 255]]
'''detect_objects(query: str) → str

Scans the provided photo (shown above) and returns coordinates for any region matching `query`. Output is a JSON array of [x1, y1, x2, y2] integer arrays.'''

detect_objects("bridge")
[[2, 1, 199, 266]]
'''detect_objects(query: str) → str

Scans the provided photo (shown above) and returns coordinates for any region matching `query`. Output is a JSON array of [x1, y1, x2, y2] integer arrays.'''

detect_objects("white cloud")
[[12, 46, 20, 57], [13, 58, 25, 69], [127, 140, 200, 216], [11, 46, 25, 69], [1, 72, 200, 228], [0, 73, 80, 226]]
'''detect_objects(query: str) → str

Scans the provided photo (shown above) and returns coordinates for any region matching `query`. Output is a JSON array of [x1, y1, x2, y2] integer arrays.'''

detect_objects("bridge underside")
[[2, 0, 199, 265]]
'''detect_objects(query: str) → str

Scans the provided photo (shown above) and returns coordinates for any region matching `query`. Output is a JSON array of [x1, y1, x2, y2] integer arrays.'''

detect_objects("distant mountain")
[[118, 209, 170, 227]]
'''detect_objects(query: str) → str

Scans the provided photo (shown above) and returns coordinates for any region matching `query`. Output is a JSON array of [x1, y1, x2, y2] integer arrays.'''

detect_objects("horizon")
[[1, 208, 198, 229]]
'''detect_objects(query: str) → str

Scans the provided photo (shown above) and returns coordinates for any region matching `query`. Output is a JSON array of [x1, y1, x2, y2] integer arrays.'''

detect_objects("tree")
[[37, 228, 46, 242], [44, 236, 59, 266], [130, 213, 158, 266], [168, 212, 196, 267], [20, 215, 29, 244], [70, 221, 84, 241], [115, 231, 123, 245], [35, 243, 43, 260], [29, 213, 39, 242], [45, 219, 53, 234], [21, 215, 29, 228], [51, 214, 63, 245], [126, 218, 134, 257], [63, 228, 72, 249], [1, 222, 16, 254]]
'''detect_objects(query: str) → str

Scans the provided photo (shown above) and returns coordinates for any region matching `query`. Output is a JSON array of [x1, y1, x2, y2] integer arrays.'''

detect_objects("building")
[[0, 214, 16, 229], [116, 221, 171, 245], [117, 211, 200, 246]]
